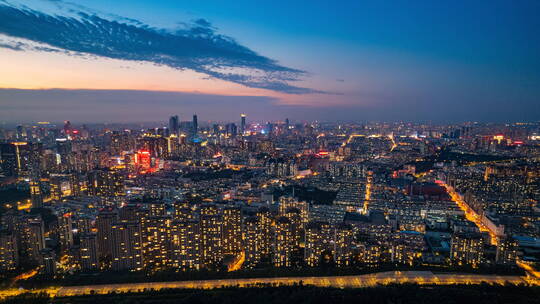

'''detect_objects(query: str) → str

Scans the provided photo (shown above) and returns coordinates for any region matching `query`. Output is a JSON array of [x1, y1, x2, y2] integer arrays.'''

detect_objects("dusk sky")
[[0, 0, 539, 123]]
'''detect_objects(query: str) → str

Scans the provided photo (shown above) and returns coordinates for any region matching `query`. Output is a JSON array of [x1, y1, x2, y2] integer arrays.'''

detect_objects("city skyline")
[[1, 0, 540, 123], [2, 1, 540, 302], [2, 118, 539, 295]]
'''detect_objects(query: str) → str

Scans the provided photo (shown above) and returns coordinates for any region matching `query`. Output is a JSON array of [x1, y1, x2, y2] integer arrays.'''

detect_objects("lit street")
[[50, 271, 532, 297]]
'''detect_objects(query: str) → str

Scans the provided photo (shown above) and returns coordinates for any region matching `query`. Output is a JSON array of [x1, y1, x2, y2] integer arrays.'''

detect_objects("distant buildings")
[[0, 119, 537, 278]]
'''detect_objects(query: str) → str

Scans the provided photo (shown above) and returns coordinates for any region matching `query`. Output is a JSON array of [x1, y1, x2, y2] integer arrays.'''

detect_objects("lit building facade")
[[451, 232, 484, 267]]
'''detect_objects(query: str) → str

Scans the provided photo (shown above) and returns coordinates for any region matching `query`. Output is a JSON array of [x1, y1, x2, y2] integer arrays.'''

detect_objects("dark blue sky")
[[0, 0, 539, 122]]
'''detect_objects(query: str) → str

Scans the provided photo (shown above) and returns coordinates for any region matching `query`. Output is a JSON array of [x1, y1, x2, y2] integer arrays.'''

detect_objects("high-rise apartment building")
[[170, 220, 200, 270], [111, 222, 144, 271], [304, 221, 333, 267], [79, 233, 99, 271], [0, 230, 18, 271], [200, 213, 223, 268], [222, 206, 243, 257], [96, 209, 117, 260], [273, 216, 293, 267], [451, 232, 484, 267]]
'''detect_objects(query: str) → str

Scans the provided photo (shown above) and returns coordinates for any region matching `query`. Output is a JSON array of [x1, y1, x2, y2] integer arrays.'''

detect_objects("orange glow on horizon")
[[0, 47, 280, 98]]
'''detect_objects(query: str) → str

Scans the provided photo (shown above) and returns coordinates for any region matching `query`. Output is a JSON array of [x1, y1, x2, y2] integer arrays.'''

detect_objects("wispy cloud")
[[0, 0, 325, 94]]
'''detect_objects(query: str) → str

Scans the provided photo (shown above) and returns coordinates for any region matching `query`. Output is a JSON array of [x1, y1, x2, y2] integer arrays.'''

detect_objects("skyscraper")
[[334, 224, 354, 267], [200, 207, 223, 269], [256, 207, 272, 258], [283, 208, 302, 250], [240, 114, 246, 135], [40, 248, 57, 275], [192, 114, 198, 134], [173, 202, 194, 221], [20, 216, 45, 264], [63, 120, 72, 136], [96, 209, 117, 260], [79, 233, 99, 271], [266, 122, 273, 136], [496, 237, 518, 265], [0, 143, 17, 177], [140, 215, 171, 269], [169, 115, 179, 136], [29, 177, 43, 209], [56, 138, 71, 162], [58, 212, 74, 251], [222, 206, 243, 257], [28, 143, 43, 208], [111, 222, 144, 271], [0, 230, 18, 271], [16, 125, 26, 140], [273, 216, 293, 267], [243, 216, 260, 268], [226, 123, 237, 138], [170, 220, 200, 270]]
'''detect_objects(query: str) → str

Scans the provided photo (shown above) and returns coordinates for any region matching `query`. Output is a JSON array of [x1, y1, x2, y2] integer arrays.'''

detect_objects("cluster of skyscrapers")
[[0, 119, 539, 280]]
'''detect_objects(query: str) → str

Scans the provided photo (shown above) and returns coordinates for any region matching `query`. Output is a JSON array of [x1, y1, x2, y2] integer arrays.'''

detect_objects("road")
[[1, 270, 535, 299], [440, 181, 540, 278], [49, 271, 531, 297], [440, 182, 498, 244]]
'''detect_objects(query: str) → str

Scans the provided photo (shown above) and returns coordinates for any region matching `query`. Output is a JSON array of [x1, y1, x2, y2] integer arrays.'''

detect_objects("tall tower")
[[29, 176, 43, 209], [170, 219, 200, 270], [222, 206, 243, 257], [111, 222, 143, 271], [169, 115, 179, 136], [28, 143, 43, 208], [240, 114, 246, 135], [273, 216, 293, 267], [0, 230, 18, 271], [80, 233, 99, 270], [96, 209, 117, 260], [58, 212, 74, 251], [0, 143, 17, 177], [266, 122, 273, 136], [192, 114, 198, 134], [63, 120, 72, 136], [55, 138, 71, 170], [20, 216, 45, 263]]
